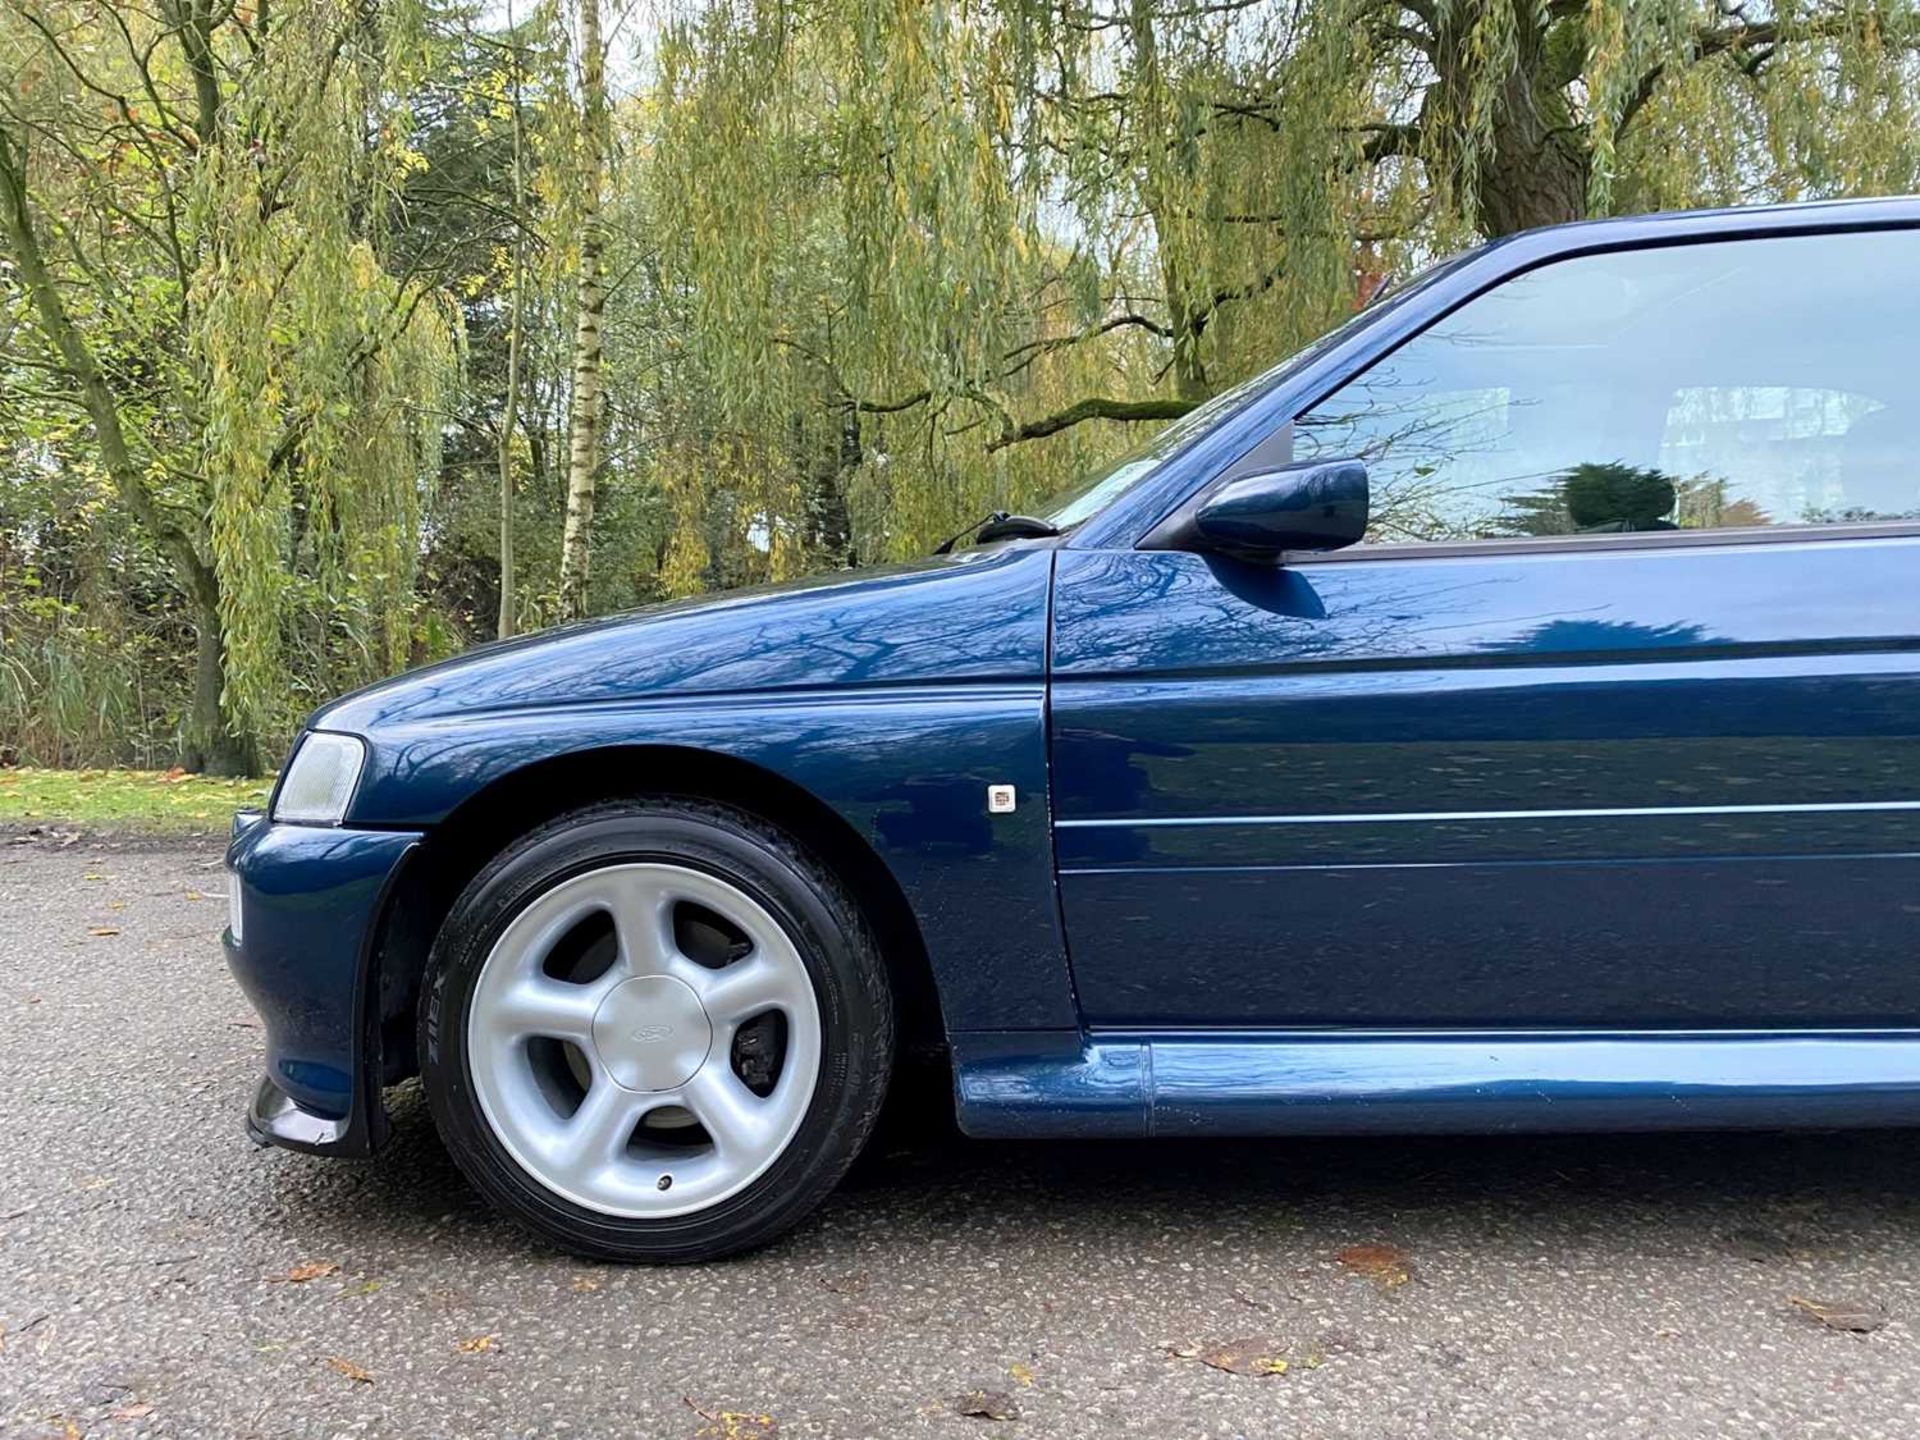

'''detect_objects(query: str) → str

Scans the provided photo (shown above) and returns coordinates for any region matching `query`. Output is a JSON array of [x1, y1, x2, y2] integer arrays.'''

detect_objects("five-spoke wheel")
[[469, 863, 821, 1217], [421, 800, 893, 1262]]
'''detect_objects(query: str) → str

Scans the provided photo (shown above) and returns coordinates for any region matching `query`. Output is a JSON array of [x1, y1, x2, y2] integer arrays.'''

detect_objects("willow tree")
[[1329, 0, 1920, 236], [640, 0, 1377, 580], [632, 0, 1919, 593], [1, 0, 461, 769]]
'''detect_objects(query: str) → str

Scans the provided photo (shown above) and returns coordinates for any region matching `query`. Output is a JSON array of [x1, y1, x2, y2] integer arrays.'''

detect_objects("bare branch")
[[1000, 311, 1173, 379], [986, 395, 1196, 451]]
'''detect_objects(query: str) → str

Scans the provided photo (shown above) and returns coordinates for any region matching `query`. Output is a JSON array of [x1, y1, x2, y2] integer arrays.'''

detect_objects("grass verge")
[[0, 767, 272, 835]]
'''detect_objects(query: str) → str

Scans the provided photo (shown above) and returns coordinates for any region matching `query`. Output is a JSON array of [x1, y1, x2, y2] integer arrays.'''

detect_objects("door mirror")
[[1149, 460, 1369, 561]]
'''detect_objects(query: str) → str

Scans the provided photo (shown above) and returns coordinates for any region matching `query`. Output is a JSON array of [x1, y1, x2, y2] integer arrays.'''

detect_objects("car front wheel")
[[420, 798, 894, 1262]]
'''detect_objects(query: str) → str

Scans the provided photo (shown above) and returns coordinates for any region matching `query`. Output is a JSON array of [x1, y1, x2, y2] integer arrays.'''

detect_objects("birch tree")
[[556, 0, 609, 620]]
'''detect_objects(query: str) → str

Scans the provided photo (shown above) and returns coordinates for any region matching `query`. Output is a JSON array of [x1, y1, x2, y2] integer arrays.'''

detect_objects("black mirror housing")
[[1144, 459, 1370, 561]]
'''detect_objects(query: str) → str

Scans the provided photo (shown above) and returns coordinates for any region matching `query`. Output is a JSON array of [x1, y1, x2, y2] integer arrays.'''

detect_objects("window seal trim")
[[1280, 519, 1920, 566]]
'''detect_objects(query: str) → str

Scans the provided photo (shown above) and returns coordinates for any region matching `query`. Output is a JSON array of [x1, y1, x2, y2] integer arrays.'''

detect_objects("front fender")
[[346, 685, 1074, 1032]]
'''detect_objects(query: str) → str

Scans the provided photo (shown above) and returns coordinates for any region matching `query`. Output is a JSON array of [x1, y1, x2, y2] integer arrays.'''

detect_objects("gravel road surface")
[[5, 835, 1920, 1438]]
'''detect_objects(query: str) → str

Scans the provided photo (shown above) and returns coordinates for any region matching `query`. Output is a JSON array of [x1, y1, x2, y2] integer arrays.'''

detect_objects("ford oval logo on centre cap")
[[629, 1023, 674, 1044]]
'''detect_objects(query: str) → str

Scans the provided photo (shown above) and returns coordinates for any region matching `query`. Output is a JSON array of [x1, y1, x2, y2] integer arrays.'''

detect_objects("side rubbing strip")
[[1057, 799, 1920, 829]]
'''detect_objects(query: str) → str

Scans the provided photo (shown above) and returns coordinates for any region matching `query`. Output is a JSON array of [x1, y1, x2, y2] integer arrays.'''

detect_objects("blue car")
[[228, 199, 1920, 1261]]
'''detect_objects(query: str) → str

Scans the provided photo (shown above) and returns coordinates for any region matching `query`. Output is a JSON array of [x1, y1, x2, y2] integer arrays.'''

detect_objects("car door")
[[1050, 225, 1920, 1030]]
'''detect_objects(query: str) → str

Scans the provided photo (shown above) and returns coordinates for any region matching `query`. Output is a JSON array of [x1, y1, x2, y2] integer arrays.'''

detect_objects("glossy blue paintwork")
[[224, 815, 421, 1120], [225, 198, 1920, 1151], [951, 1031, 1151, 1137], [315, 545, 1053, 736], [353, 686, 1068, 1031], [953, 1030, 1920, 1137], [318, 544, 1071, 1034], [1051, 535, 1920, 1025]]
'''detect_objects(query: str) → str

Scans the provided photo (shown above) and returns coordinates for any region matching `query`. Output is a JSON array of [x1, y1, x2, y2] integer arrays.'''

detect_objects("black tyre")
[[419, 798, 894, 1262]]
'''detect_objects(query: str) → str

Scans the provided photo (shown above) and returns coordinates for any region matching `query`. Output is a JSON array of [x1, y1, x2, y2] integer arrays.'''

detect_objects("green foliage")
[[636, 0, 1362, 580], [0, 597, 188, 769], [192, 0, 463, 739], [0, 409, 195, 766], [5, 0, 1919, 771], [4, 0, 462, 762]]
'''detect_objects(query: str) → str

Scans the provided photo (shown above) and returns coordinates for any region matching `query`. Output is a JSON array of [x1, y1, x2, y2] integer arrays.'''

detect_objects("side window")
[[1290, 231, 1919, 544]]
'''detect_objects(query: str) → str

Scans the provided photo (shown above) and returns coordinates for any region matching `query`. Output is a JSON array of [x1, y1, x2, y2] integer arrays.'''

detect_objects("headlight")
[[272, 731, 367, 825], [227, 868, 244, 944]]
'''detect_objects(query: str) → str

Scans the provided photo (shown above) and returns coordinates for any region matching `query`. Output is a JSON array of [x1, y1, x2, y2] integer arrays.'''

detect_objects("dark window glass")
[[1289, 231, 1920, 544]]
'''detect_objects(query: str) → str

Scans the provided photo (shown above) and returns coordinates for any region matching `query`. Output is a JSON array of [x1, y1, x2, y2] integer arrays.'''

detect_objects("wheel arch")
[[367, 743, 946, 1090]]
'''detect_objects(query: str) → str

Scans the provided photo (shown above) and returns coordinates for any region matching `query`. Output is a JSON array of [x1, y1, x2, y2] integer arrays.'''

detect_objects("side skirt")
[[951, 1028, 1920, 1139]]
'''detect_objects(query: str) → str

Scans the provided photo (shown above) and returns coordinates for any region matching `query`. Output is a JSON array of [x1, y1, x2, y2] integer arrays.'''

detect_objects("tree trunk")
[[802, 409, 856, 566], [170, 0, 223, 148], [185, 595, 254, 776], [1476, 123, 1590, 237], [497, 385, 520, 641], [1429, 1, 1594, 239], [1130, 3, 1212, 404], [497, 41, 529, 641], [1165, 295, 1212, 403], [557, 0, 608, 623]]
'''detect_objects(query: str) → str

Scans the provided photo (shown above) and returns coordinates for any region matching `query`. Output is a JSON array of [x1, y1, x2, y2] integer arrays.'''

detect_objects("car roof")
[[1469, 195, 1920, 266]]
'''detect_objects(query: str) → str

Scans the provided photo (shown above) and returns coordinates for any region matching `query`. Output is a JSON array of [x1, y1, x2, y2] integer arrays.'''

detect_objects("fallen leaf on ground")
[[1008, 1361, 1035, 1387], [1338, 1242, 1412, 1288], [281, 1261, 340, 1283], [1790, 1296, 1888, 1334], [184, 890, 204, 902], [1194, 1337, 1292, 1377], [570, 1275, 600, 1293], [950, 1389, 1021, 1420], [325, 1355, 373, 1384], [683, 1398, 777, 1438], [87, 926, 121, 937], [456, 1334, 495, 1353], [110, 1403, 155, 1420]]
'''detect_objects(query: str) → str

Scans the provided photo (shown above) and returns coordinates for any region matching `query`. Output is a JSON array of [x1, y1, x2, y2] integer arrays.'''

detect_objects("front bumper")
[[224, 811, 424, 1156], [246, 1072, 358, 1152]]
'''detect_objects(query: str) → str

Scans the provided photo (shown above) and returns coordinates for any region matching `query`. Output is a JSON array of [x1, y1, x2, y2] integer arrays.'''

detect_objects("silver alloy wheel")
[[467, 862, 823, 1219]]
